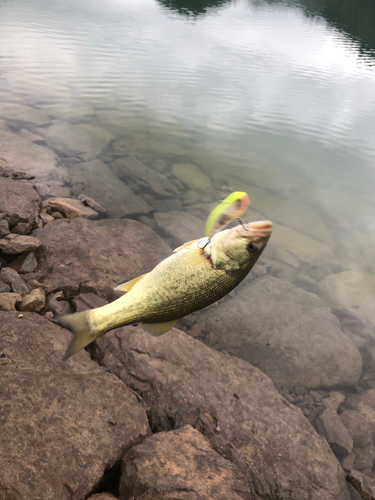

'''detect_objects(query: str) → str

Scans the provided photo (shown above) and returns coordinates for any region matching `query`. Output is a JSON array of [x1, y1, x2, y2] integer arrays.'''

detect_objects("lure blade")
[[205, 192, 250, 239]]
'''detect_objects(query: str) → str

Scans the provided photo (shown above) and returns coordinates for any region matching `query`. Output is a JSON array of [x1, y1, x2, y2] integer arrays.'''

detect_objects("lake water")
[[2, 0, 375, 380]]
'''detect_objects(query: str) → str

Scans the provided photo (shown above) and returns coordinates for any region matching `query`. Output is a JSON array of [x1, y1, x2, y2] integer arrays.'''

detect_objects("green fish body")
[[60, 220, 272, 359]]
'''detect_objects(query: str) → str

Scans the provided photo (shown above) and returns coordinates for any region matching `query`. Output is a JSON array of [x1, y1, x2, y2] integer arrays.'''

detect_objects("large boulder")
[[0, 312, 149, 499], [91, 326, 351, 500], [197, 276, 362, 390], [120, 426, 251, 500], [0, 177, 40, 227], [69, 159, 151, 218], [34, 218, 172, 296]]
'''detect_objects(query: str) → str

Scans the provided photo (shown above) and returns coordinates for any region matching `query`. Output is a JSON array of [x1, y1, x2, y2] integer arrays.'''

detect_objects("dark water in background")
[[1, 1, 375, 342]]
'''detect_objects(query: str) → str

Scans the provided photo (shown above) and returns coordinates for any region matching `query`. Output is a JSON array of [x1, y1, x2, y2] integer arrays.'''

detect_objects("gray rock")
[[0, 177, 40, 226], [353, 445, 375, 471], [46, 292, 72, 316], [110, 157, 179, 197], [73, 292, 108, 312], [12, 221, 33, 235], [34, 218, 171, 297], [341, 451, 355, 472], [19, 253, 37, 274], [91, 326, 351, 500], [347, 469, 375, 500], [0, 267, 29, 296], [346, 390, 375, 434], [69, 159, 152, 218], [316, 408, 353, 459], [0, 234, 42, 254], [183, 189, 201, 205], [35, 183, 50, 197], [19, 128, 45, 144], [48, 185, 71, 198], [120, 426, 251, 500], [0, 312, 149, 499], [149, 198, 183, 212], [0, 281, 10, 293], [198, 276, 362, 390], [0, 292, 22, 310], [322, 391, 346, 412], [154, 211, 205, 248], [0, 128, 57, 179], [20, 288, 45, 312], [172, 163, 213, 193], [46, 197, 98, 219], [36, 122, 114, 161], [0, 220, 9, 237], [77, 194, 107, 214], [340, 410, 374, 448]]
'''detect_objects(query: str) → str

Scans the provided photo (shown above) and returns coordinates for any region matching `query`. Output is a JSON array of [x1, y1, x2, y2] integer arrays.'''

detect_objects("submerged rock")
[[172, 163, 213, 193], [110, 157, 179, 198], [154, 211, 205, 248], [34, 218, 171, 296], [0, 124, 57, 178], [197, 276, 362, 390], [69, 159, 152, 218], [91, 326, 351, 500], [316, 408, 353, 459], [120, 426, 251, 500], [0, 312, 149, 499], [0, 103, 49, 128], [46, 197, 98, 219], [36, 122, 114, 161]]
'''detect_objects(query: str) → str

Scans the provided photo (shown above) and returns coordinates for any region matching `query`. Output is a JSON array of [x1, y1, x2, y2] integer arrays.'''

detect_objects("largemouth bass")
[[60, 220, 272, 359]]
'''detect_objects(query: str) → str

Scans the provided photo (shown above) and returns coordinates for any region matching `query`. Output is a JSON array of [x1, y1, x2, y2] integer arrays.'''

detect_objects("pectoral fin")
[[140, 319, 179, 336], [180, 247, 210, 267], [114, 273, 148, 292]]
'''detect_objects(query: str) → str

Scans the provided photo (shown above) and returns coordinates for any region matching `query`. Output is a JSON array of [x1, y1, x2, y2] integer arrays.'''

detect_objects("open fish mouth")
[[245, 220, 273, 237]]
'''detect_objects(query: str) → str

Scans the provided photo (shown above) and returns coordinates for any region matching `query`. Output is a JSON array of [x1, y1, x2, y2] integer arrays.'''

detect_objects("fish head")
[[209, 220, 273, 271]]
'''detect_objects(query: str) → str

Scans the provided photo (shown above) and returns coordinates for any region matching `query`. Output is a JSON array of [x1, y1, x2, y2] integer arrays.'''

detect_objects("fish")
[[205, 191, 250, 240], [59, 219, 272, 359]]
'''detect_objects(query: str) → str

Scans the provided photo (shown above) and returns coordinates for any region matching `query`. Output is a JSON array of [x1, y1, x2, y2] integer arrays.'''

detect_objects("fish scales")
[[58, 219, 272, 359]]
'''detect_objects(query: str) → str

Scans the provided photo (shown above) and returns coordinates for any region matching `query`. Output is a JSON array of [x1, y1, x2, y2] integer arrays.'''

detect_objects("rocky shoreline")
[[1, 105, 375, 499]]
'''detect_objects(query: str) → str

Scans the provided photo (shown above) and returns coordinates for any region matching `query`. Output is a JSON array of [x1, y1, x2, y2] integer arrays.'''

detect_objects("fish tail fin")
[[57, 311, 100, 360]]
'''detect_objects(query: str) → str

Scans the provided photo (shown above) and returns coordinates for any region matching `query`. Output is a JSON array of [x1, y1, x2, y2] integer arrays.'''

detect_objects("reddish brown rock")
[[0, 234, 42, 254], [197, 275, 362, 390], [0, 177, 40, 226], [91, 327, 351, 500], [120, 426, 251, 500], [34, 218, 171, 297], [0, 312, 149, 499]]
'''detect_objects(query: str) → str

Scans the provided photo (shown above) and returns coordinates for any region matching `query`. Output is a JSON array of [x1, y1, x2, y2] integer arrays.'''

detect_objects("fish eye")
[[247, 242, 257, 252]]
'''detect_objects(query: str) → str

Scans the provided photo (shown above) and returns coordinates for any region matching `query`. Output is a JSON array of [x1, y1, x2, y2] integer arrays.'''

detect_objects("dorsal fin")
[[174, 238, 200, 253], [114, 273, 148, 292]]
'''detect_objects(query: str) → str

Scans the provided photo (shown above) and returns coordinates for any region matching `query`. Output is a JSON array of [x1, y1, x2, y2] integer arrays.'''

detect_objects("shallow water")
[[1, 2, 375, 372]]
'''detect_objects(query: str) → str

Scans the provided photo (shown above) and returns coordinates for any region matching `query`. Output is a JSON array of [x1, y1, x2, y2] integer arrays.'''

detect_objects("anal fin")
[[140, 319, 179, 336]]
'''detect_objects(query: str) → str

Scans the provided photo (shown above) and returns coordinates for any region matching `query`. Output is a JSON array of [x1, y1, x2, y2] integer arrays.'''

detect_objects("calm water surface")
[[1, 0, 375, 338]]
